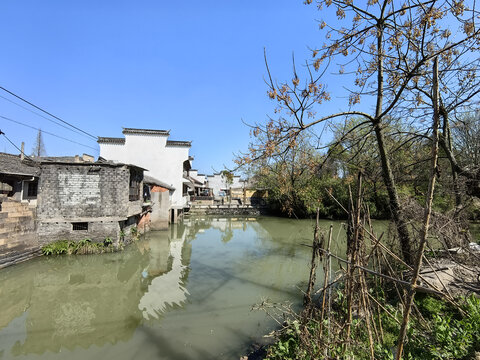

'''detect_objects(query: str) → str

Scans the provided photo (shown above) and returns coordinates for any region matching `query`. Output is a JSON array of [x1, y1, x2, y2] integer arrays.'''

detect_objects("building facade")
[[36, 158, 144, 244], [98, 128, 192, 222], [0, 153, 146, 269], [206, 173, 244, 197]]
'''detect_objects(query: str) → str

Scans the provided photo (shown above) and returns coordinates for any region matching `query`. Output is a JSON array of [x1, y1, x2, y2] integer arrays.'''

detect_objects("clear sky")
[[0, 0, 343, 175]]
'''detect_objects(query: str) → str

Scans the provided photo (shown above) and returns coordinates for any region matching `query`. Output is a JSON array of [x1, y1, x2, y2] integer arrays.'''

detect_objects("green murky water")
[[0, 216, 374, 359]]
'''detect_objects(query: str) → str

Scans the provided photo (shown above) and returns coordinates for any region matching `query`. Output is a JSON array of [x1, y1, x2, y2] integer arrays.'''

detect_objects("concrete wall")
[[0, 198, 40, 269], [150, 190, 169, 230], [99, 132, 191, 208]]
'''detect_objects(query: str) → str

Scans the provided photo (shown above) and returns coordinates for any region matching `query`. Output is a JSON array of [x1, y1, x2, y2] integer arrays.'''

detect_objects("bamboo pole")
[[320, 224, 333, 330], [304, 208, 321, 310]]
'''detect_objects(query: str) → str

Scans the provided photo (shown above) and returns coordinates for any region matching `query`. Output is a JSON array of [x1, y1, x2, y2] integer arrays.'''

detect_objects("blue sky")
[[0, 0, 343, 174]]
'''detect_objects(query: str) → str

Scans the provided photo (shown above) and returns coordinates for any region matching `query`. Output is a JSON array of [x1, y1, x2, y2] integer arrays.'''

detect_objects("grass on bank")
[[41, 237, 116, 256], [41, 226, 142, 256]]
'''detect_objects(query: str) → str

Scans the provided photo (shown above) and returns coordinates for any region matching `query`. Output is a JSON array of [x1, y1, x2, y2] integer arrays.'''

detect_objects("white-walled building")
[[98, 128, 192, 221], [187, 170, 209, 196], [206, 173, 244, 196], [188, 170, 206, 185]]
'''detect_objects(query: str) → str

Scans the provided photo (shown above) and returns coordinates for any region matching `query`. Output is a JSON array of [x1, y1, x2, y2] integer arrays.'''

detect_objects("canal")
[[1, 215, 464, 360]]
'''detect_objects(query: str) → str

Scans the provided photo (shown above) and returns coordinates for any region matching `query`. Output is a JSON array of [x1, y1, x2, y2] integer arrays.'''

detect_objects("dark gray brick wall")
[[37, 164, 138, 218], [37, 221, 120, 245], [37, 164, 143, 244]]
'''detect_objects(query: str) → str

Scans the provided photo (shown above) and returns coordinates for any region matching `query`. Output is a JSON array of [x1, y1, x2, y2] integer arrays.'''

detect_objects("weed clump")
[[41, 238, 116, 256]]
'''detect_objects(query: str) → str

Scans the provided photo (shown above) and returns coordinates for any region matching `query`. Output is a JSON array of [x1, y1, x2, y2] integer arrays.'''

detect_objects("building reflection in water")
[[138, 224, 191, 319], [0, 222, 194, 356], [0, 216, 313, 359]]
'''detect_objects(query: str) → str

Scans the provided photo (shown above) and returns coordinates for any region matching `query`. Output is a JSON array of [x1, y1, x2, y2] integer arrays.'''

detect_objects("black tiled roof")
[[122, 128, 170, 135], [0, 152, 39, 177], [166, 140, 191, 147], [143, 175, 175, 190], [97, 137, 125, 144]]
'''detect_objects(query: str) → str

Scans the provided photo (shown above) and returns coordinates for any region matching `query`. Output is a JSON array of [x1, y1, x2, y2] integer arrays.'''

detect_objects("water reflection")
[[0, 216, 336, 359], [0, 229, 183, 356], [138, 231, 190, 319], [0, 247, 148, 356]]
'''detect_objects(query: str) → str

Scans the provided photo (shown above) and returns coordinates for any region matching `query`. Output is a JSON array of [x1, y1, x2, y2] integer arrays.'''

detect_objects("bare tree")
[[396, 48, 480, 205], [238, 0, 480, 265], [31, 129, 46, 157]]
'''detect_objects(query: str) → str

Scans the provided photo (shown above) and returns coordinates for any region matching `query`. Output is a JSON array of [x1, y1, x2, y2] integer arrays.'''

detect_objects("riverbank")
[[256, 290, 480, 359], [245, 227, 480, 360]]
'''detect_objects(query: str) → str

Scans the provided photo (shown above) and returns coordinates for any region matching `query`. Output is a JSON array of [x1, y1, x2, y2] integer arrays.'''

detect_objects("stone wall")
[[37, 220, 121, 246], [37, 163, 143, 244], [38, 163, 135, 218], [188, 204, 261, 216], [0, 198, 40, 269]]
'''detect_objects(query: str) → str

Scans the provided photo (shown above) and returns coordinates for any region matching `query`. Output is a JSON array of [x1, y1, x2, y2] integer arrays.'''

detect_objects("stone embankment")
[[0, 198, 40, 269], [187, 204, 262, 216]]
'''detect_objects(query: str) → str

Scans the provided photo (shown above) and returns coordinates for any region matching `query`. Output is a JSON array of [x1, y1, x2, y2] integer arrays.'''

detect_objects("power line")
[[0, 94, 94, 140], [0, 86, 97, 140], [0, 115, 98, 151], [0, 129, 33, 160]]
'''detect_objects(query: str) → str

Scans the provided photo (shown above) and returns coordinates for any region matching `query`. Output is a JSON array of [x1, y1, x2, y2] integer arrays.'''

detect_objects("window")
[[129, 169, 142, 201], [22, 180, 38, 200], [72, 222, 88, 231], [143, 184, 151, 202], [27, 181, 38, 197]]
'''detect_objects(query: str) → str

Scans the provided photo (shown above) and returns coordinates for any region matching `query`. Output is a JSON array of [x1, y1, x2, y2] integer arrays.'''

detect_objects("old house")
[[36, 156, 145, 244], [0, 152, 146, 268], [187, 170, 209, 196], [98, 128, 193, 223], [206, 173, 244, 198]]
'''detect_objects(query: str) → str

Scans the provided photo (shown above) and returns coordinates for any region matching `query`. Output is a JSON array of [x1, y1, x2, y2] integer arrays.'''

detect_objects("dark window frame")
[[22, 180, 38, 199], [129, 169, 142, 201], [27, 181, 38, 197]]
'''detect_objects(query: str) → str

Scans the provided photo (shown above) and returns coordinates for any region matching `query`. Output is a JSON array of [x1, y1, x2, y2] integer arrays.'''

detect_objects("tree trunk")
[[373, 19, 413, 265], [396, 57, 441, 360], [373, 124, 414, 265], [441, 110, 462, 207]]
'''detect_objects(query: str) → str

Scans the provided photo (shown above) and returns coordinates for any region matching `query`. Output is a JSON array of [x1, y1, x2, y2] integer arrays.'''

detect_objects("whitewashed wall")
[[99, 132, 191, 208], [207, 174, 244, 196]]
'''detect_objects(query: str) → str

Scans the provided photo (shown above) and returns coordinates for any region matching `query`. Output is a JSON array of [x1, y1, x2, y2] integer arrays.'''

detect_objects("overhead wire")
[[0, 93, 94, 140], [0, 115, 98, 151], [0, 86, 98, 140], [0, 129, 34, 160]]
